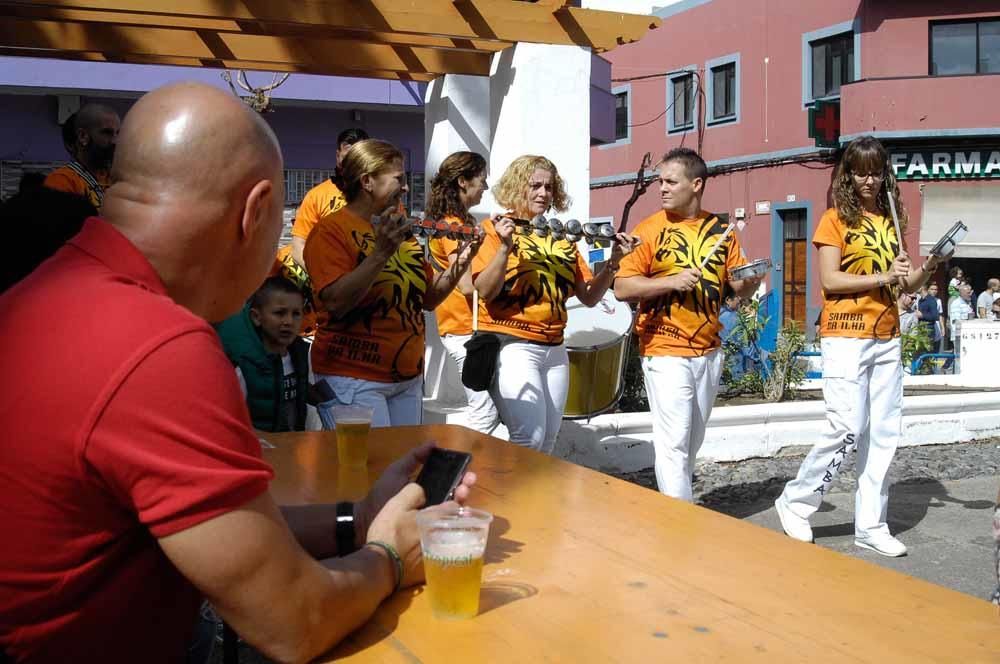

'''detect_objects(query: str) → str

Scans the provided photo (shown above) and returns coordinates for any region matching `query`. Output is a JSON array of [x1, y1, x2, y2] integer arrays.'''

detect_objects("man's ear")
[[692, 177, 705, 195], [240, 179, 275, 244], [77, 127, 89, 147]]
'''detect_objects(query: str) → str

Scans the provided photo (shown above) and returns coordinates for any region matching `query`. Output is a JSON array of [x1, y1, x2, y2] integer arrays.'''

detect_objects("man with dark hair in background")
[[45, 103, 120, 210]]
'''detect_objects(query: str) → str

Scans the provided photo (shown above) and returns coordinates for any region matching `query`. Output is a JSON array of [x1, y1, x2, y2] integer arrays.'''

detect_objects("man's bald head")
[[104, 82, 285, 322]]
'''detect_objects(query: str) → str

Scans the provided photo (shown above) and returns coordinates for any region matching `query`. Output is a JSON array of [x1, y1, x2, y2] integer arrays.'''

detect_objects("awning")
[[0, 1, 659, 81], [921, 182, 1000, 259]]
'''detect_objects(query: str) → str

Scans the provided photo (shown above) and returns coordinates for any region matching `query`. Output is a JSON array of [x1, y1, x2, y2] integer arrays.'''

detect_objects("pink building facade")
[[590, 0, 1000, 345]]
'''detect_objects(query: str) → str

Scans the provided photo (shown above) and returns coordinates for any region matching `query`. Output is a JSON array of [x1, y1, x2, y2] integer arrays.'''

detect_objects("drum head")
[[564, 292, 633, 348]]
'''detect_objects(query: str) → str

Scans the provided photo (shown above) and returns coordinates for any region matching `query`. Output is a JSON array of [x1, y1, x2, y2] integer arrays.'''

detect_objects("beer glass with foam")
[[331, 405, 373, 467], [416, 505, 493, 619]]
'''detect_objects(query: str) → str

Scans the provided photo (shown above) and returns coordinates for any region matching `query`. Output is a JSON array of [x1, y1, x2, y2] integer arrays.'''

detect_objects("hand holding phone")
[[415, 448, 472, 506]]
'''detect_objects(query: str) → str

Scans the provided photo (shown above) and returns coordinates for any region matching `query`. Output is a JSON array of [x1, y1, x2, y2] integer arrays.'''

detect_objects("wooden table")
[[263, 425, 998, 663]]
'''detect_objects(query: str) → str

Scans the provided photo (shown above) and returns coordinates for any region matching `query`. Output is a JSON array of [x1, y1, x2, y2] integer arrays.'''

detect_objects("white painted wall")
[[581, 0, 672, 15]]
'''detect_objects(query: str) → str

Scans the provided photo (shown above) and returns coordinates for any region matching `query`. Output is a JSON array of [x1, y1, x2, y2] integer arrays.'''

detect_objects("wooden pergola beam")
[[0, 17, 493, 76], [0, 0, 658, 51], [0, 4, 509, 53], [0, 46, 438, 81]]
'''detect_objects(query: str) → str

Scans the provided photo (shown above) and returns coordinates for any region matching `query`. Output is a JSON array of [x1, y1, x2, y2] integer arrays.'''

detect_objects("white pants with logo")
[[440, 334, 508, 439], [780, 337, 902, 539], [491, 339, 569, 454], [642, 349, 723, 501], [316, 373, 423, 428]]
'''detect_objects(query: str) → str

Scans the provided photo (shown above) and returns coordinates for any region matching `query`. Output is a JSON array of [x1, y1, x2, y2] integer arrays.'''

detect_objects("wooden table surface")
[[262, 425, 998, 663]]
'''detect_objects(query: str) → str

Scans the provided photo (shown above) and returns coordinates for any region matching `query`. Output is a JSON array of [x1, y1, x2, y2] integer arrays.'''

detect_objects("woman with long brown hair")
[[304, 139, 474, 427], [425, 151, 505, 437], [775, 136, 947, 556]]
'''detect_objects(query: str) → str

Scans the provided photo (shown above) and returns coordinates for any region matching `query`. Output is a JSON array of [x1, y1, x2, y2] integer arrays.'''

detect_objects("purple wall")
[[0, 57, 425, 108]]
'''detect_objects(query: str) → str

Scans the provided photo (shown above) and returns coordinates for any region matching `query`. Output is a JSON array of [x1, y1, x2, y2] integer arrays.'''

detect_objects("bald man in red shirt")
[[0, 83, 474, 664]]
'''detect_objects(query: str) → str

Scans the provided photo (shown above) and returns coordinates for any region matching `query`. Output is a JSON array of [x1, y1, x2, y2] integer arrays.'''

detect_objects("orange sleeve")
[[428, 236, 458, 272], [291, 190, 319, 240], [302, 219, 353, 294], [44, 170, 85, 196], [812, 209, 844, 250], [472, 219, 501, 279], [616, 221, 654, 279]]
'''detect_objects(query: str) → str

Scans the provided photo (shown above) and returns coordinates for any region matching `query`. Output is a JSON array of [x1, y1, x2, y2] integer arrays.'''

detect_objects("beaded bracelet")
[[366, 541, 403, 594]]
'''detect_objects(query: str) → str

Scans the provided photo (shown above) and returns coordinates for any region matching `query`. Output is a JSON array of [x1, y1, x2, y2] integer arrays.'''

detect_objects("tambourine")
[[929, 220, 968, 258], [729, 258, 772, 281]]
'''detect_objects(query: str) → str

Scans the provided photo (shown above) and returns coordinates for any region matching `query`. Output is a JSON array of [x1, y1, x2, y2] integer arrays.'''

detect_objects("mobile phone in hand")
[[415, 448, 472, 506]]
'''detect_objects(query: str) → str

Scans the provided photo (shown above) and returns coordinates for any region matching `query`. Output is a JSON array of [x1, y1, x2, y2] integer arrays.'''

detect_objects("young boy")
[[215, 277, 310, 432]]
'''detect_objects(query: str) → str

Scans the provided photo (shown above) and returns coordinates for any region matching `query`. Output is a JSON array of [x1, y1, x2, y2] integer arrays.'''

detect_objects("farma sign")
[[891, 149, 1000, 181]]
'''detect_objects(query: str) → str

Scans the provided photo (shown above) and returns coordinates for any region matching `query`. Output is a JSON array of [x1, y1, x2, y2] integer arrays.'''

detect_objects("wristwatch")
[[335, 502, 357, 555]]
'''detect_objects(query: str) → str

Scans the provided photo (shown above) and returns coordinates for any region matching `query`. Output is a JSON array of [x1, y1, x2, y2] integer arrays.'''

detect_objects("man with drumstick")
[[615, 148, 763, 501]]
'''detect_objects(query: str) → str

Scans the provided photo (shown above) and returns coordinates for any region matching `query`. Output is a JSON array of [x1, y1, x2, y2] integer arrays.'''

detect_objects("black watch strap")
[[335, 501, 357, 555]]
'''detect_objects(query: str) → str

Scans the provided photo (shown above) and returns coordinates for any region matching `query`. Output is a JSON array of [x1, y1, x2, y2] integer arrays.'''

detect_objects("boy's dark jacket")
[[215, 304, 309, 432]]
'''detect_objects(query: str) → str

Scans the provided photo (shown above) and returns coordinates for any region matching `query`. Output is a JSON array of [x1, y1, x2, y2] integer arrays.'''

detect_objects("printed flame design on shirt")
[[815, 209, 900, 340], [492, 233, 580, 322], [645, 216, 729, 323], [304, 207, 431, 382], [617, 211, 744, 357]]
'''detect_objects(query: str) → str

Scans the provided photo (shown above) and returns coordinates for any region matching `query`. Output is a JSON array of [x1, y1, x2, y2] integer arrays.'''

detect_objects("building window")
[[669, 72, 695, 131], [712, 63, 736, 119], [614, 91, 629, 141], [811, 31, 854, 99], [706, 53, 740, 125], [283, 168, 336, 206], [931, 19, 1000, 75]]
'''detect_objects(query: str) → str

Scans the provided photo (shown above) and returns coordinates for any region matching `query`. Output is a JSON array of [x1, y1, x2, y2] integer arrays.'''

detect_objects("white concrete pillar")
[[423, 74, 492, 216], [488, 43, 592, 222]]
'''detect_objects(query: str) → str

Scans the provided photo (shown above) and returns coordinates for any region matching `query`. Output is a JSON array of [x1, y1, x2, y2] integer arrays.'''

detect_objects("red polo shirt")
[[0, 218, 273, 663]]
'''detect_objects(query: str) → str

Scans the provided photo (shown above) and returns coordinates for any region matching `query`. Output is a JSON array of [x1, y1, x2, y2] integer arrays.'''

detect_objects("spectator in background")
[[216, 277, 310, 433], [918, 282, 944, 351], [15, 172, 46, 199], [45, 103, 120, 210], [948, 283, 974, 371], [719, 291, 741, 342], [977, 278, 999, 320], [947, 265, 964, 302], [898, 291, 917, 335]]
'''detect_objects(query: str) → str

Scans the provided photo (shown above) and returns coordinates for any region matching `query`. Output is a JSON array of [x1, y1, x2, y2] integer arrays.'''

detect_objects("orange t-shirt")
[[270, 244, 318, 337], [304, 207, 432, 382], [814, 208, 900, 340], [427, 216, 474, 337], [44, 164, 111, 210], [292, 179, 347, 241], [471, 218, 593, 345], [617, 210, 746, 357]]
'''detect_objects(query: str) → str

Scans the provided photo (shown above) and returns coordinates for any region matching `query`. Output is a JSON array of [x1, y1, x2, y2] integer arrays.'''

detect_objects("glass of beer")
[[331, 405, 373, 468], [416, 505, 493, 620]]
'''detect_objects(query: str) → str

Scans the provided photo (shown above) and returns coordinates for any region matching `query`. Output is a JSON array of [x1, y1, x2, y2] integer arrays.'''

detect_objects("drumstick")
[[698, 222, 736, 271], [886, 188, 905, 257]]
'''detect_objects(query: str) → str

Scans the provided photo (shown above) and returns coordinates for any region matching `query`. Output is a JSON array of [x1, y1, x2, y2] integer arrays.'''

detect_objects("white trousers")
[[491, 339, 569, 454], [315, 373, 423, 428], [780, 337, 902, 539], [440, 334, 508, 439], [642, 350, 723, 501]]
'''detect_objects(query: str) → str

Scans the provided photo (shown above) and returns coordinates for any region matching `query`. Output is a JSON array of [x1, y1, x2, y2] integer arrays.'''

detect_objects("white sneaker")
[[855, 533, 907, 557], [774, 496, 813, 543]]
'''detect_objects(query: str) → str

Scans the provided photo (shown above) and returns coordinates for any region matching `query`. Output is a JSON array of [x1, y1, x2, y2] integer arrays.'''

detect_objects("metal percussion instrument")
[[729, 258, 772, 281], [930, 220, 968, 257]]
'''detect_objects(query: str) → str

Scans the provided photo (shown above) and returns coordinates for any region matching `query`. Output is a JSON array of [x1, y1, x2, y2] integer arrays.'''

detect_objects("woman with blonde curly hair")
[[472, 155, 638, 452], [775, 136, 948, 556]]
